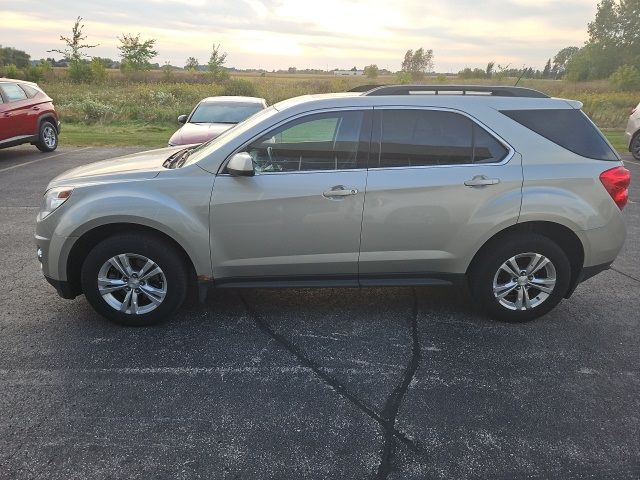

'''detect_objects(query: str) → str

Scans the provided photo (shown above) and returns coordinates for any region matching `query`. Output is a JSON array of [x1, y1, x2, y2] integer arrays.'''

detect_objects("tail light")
[[600, 166, 631, 210]]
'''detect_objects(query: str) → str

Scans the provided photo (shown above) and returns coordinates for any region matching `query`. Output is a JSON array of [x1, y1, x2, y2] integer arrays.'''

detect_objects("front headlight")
[[40, 187, 74, 219]]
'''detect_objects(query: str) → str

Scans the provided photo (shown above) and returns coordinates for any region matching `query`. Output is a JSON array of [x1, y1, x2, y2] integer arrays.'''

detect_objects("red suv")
[[0, 78, 60, 152]]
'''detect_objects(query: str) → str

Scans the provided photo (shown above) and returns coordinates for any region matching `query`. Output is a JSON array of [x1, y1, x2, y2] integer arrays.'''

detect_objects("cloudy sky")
[[1, 0, 597, 71]]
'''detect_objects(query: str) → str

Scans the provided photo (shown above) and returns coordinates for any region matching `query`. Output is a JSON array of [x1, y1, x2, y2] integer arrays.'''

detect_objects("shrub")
[[609, 65, 640, 91], [78, 99, 114, 123], [4, 64, 20, 79], [90, 58, 108, 83], [68, 60, 93, 83], [23, 65, 44, 82], [222, 78, 257, 96]]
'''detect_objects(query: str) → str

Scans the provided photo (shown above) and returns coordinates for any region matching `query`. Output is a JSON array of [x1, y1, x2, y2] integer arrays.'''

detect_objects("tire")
[[632, 132, 640, 161], [35, 120, 58, 152], [469, 233, 571, 322], [81, 233, 188, 326]]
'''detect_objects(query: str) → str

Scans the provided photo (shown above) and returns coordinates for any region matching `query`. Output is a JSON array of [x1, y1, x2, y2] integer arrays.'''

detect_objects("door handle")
[[464, 175, 500, 187], [32, 106, 40, 111], [323, 186, 358, 198]]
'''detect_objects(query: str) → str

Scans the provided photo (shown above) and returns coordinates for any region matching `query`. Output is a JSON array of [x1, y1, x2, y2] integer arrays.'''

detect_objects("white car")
[[624, 101, 640, 160], [168, 96, 267, 146]]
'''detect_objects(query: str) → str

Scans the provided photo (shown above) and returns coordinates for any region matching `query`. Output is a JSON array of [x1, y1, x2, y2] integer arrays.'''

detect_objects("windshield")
[[183, 106, 279, 166], [189, 102, 264, 124]]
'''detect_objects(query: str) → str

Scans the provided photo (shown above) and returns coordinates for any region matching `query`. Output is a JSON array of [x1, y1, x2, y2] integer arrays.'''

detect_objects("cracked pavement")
[[0, 146, 639, 479]]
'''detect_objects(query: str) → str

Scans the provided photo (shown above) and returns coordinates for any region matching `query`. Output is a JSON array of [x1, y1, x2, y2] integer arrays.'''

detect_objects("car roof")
[[0, 77, 38, 86], [200, 96, 266, 104], [272, 90, 582, 114]]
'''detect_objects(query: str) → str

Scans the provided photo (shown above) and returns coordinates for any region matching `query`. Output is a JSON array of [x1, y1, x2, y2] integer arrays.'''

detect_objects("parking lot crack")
[[611, 266, 640, 283], [375, 288, 421, 480], [238, 292, 421, 456]]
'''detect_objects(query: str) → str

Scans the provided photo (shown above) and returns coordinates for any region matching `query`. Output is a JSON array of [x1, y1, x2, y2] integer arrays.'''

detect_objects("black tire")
[[35, 120, 58, 152], [632, 132, 640, 161], [81, 233, 188, 326], [469, 233, 572, 322]]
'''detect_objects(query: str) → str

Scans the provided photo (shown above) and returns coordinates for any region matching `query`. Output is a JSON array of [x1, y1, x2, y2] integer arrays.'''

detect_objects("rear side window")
[[21, 85, 39, 98], [0, 83, 28, 101], [500, 109, 618, 161], [375, 109, 508, 168]]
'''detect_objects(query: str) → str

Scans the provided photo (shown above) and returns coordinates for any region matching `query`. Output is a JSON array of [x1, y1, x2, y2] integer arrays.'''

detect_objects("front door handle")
[[323, 185, 358, 198], [464, 175, 500, 187]]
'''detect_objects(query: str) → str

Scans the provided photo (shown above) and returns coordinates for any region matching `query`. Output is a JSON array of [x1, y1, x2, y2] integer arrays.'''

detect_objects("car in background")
[[168, 96, 266, 146], [0, 78, 60, 152], [625, 101, 640, 160]]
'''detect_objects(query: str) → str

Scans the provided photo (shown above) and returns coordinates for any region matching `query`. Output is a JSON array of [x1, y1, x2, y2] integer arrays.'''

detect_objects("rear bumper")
[[44, 275, 77, 299]]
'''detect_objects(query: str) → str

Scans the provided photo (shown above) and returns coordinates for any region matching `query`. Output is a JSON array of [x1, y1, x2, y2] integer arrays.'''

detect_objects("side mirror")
[[177, 114, 188, 124], [227, 152, 255, 177]]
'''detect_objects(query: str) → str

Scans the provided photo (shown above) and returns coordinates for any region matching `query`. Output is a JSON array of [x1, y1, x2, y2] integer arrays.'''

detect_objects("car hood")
[[169, 122, 235, 145], [48, 146, 186, 187]]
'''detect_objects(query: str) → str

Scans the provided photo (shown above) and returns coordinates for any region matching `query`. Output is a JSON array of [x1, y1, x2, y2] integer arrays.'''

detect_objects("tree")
[[49, 17, 98, 63], [552, 46, 579, 77], [364, 64, 379, 79], [486, 61, 495, 78], [185, 57, 199, 71], [0, 46, 31, 68], [207, 43, 228, 81], [401, 48, 434, 80], [287, 66, 297, 74], [542, 59, 552, 79], [118, 34, 158, 72]]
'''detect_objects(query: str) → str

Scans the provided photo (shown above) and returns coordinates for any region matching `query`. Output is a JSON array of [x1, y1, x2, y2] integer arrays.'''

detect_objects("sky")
[[0, 0, 599, 72]]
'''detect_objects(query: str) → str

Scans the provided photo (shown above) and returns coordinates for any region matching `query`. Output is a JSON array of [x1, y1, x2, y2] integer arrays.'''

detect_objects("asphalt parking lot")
[[0, 145, 639, 479]]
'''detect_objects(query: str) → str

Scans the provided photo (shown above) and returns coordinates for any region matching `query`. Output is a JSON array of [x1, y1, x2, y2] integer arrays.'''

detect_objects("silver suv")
[[35, 85, 630, 326], [625, 101, 640, 160]]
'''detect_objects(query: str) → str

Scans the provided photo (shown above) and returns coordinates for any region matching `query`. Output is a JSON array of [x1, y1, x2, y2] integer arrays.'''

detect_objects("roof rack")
[[363, 84, 549, 98]]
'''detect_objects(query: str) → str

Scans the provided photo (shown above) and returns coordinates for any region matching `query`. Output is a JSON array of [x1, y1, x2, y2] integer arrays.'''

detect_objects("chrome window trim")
[[217, 106, 374, 176], [368, 105, 516, 170]]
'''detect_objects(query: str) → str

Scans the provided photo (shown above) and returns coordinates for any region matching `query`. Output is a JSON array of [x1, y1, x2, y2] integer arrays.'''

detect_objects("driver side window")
[[246, 111, 366, 173]]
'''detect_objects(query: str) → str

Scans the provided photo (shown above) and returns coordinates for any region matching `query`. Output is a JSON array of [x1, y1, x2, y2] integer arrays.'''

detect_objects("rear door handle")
[[464, 175, 500, 187], [323, 186, 358, 198], [32, 106, 40, 111]]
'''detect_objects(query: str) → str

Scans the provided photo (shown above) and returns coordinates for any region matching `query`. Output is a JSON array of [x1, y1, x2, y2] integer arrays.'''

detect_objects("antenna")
[[514, 65, 526, 86]]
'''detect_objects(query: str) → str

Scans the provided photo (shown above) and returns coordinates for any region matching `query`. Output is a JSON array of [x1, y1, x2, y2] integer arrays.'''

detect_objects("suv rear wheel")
[[81, 233, 188, 326], [35, 120, 58, 152], [470, 233, 571, 322]]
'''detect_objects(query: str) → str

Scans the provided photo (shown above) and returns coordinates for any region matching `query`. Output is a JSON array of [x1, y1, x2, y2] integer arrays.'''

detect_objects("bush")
[[68, 61, 93, 83], [222, 78, 257, 96], [3, 64, 20, 79], [90, 58, 108, 83], [609, 65, 640, 91], [23, 64, 44, 83], [78, 99, 114, 123]]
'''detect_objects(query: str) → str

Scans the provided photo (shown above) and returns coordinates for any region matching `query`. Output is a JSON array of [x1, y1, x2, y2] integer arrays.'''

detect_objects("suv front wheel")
[[470, 233, 571, 322], [81, 233, 188, 326]]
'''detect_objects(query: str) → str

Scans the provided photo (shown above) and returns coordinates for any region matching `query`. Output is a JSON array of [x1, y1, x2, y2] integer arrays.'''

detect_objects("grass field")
[[41, 70, 636, 151]]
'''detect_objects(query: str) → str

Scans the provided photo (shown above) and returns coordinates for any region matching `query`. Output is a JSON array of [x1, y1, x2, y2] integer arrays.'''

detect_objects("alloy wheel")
[[42, 124, 57, 149], [492, 252, 557, 311], [97, 253, 167, 315]]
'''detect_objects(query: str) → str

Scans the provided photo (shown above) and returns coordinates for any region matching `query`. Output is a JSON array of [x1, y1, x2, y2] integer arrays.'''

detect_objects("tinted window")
[[474, 124, 508, 164], [190, 102, 263, 124], [375, 109, 507, 167], [501, 109, 617, 161], [246, 111, 365, 173], [0, 83, 28, 102]]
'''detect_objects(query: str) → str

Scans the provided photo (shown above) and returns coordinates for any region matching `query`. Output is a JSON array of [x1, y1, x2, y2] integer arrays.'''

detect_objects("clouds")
[[0, 0, 597, 71]]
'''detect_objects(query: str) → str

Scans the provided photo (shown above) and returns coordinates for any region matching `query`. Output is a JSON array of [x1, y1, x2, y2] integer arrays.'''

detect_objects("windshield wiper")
[[163, 148, 192, 169]]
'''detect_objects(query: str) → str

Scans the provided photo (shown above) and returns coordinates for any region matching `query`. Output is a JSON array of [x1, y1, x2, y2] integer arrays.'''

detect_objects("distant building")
[[333, 70, 364, 76]]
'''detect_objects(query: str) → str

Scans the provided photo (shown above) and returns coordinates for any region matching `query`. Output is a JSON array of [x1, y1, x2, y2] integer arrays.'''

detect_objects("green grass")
[[60, 123, 176, 147], [602, 129, 628, 152]]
